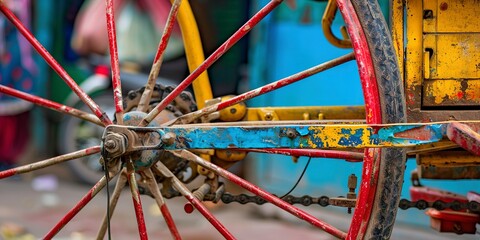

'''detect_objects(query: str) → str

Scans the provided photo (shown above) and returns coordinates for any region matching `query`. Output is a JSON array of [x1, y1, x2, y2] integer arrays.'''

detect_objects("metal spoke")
[[96, 169, 128, 240], [139, 0, 283, 127], [144, 168, 181, 240], [43, 171, 118, 239], [0, 85, 103, 126], [0, 3, 112, 126], [171, 150, 347, 239], [0, 146, 101, 179], [105, 0, 124, 124], [126, 160, 149, 240], [169, 52, 355, 125], [138, 0, 182, 112], [155, 162, 234, 239]]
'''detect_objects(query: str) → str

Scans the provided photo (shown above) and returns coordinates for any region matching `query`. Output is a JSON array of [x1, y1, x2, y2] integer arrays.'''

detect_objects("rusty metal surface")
[[417, 150, 480, 167], [418, 165, 480, 179], [404, 0, 480, 120]]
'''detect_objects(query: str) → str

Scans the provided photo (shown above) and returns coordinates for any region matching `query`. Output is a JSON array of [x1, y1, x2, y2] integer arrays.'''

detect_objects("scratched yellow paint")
[[423, 35, 480, 80], [423, 80, 480, 106], [304, 125, 373, 148], [244, 106, 365, 121], [423, 0, 480, 33]]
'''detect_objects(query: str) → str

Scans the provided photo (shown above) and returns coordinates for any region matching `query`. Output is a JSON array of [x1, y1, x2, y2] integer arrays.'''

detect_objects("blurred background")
[[0, 0, 478, 239]]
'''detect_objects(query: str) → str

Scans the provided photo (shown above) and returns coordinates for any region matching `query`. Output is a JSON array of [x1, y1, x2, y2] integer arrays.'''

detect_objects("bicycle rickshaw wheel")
[[0, 0, 406, 239]]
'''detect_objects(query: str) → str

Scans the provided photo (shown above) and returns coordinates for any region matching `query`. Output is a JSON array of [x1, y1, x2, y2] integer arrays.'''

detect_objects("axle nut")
[[103, 133, 127, 157]]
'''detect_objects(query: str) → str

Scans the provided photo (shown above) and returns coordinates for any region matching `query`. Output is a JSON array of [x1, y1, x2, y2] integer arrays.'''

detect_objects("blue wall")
[[247, 0, 479, 227]]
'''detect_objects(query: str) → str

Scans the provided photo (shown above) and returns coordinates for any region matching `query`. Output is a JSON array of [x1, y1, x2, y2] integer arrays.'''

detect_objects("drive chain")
[[220, 193, 480, 213]]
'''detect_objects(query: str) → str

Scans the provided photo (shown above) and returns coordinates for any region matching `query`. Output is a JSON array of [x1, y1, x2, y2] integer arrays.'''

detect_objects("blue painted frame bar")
[[159, 123, 448, 150]]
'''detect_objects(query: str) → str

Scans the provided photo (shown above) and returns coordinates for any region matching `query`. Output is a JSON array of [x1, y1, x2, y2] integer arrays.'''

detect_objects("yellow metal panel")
[[391, 0, 405, 80], [405, 0, 424, 114], [423, 79, 480, 106], [423, 34, 480, 80], [423, 0, 480, 33], [175, 0, 213, 108]]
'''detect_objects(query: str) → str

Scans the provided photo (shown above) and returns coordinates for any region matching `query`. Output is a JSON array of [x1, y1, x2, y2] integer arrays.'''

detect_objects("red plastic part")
[[410, 186, 468, 203], [426, 209, 480, 234]]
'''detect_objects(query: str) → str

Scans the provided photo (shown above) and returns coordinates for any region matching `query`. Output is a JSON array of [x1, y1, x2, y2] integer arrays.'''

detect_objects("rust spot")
[[440, 2, 448, 11]]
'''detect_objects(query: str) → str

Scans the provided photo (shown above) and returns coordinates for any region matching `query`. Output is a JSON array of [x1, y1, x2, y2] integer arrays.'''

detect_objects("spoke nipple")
[[184, 203, 194, 214]]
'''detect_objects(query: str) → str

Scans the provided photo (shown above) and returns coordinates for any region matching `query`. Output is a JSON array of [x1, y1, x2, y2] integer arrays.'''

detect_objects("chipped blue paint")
[[338, 128, 366, 147], [377, 124, 446, 145], [135, 123, 450, 150]]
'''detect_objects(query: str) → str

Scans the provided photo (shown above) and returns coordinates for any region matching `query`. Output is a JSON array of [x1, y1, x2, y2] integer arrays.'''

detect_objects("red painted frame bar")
[[44, 175, 109, 239], [0, 84, 103, 126], [105, 0, 124, 124], [140, 0, 284, 127], [336, 0, 382, 238], [0, 3, 112, 126], [172, 150, 347, 239], [245, 148, 363, 162], [138, 0, 182, 112]]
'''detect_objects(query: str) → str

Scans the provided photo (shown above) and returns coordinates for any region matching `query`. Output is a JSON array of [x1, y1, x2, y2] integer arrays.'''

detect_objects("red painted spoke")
[[105, 0, 124, 124], [44, 173, 113, 239], [126, 161, 149, 240], [138, 0, 182, 112], [144, 169, 181, 240], [97, 169, 128, 240], [0, 146, 100, 179], [0, 84, 103, 126], [244, 148, 363, 162], [171, 150, 347, 239], [171, 52, 355, 125], [0, 4, 112, 126], [139, 0, 283, 127], [155, 162, 234, 239]]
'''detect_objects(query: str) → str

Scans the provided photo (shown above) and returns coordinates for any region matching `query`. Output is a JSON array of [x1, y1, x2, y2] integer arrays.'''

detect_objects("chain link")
[[219, 193, 480, 213]]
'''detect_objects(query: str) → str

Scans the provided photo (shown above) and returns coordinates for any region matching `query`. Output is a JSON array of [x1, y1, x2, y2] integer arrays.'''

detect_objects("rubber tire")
[[351, 0, 407, 239]]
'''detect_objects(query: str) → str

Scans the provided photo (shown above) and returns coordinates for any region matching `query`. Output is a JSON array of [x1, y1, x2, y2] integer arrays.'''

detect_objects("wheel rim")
[[0, 1, 406, 239]]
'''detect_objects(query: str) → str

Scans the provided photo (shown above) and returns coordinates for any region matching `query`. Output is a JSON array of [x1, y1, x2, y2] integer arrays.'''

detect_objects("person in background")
[[0, 0, 36, 170]]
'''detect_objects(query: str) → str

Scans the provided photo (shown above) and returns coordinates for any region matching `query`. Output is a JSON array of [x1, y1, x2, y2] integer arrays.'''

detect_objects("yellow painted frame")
[[174, 0, 213, 109]]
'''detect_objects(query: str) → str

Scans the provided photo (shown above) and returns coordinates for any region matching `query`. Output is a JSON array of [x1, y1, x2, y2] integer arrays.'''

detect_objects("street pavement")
[[0, 167, 478, 240]]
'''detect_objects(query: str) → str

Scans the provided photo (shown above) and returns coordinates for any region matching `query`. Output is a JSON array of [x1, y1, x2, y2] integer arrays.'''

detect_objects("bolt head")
[[161, 133, 176, 146]]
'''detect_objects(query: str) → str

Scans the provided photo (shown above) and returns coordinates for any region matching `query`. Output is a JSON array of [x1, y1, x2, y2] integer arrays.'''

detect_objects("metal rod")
[[126, 160, 149, 240], [43, 173, 114, 239], [0, 3, 112, 126], [244, 148, 363, 162], [0, 146, 101, 179], [144, 169, 181, 240], [0, 84, 103, 126], [171, 52, 355, 125], [105, 0, 124, 124], [138, 0, 182, 112], [96, 170, 128, 240], [171, 150, 347, 239], [156, 162, 234, 239], [139, 0, 284, 127]]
